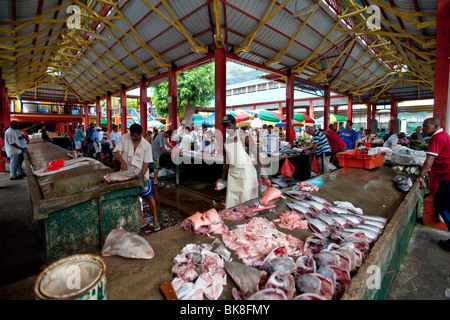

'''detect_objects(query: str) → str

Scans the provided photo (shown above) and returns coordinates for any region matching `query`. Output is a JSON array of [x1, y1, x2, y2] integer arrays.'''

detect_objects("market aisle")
[[0, 172, 45, 288], [388, 224, 450, 300]]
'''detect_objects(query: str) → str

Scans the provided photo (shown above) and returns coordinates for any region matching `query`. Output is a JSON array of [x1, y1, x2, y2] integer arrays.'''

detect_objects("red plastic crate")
[[336, 150, 385, 169]]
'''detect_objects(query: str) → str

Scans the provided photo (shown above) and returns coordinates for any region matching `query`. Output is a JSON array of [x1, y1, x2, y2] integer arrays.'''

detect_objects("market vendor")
[[303, 126, 332, 174], [113, 123, 159, 234], [218, 115, 268, 209], [324, 124, 347, 166], [417, 117, 450, 251]]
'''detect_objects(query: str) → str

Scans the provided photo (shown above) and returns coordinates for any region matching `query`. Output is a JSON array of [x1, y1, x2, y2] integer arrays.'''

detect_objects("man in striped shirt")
[[304, 126, 332, 174]]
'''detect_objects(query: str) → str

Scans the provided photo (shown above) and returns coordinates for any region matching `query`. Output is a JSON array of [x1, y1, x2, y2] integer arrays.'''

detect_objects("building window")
[[258, 83, 267, 91]]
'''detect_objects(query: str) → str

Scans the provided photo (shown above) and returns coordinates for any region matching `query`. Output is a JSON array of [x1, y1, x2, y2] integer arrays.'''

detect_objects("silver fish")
[[343, 227, 379, 241], [363, 215, 388, 225], [336, 213, 365, 225], [363, 219, 385, 229], [306, 200, 334, 213], [327, 206, 352, 214], [293, 200, 320, 214], [306, 217, 332, 237], [283, 191, 312, 201], [309, 195, 333, 207], [316, 212, 345, 231], [318, 265, 351, 299], [286, 202, 312, 216], [358, 223, 383, 235]]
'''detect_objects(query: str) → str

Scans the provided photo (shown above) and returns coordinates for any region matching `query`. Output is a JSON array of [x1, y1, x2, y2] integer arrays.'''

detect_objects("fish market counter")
[[24, 139, 143, 264], [100, 164, 423, 300]]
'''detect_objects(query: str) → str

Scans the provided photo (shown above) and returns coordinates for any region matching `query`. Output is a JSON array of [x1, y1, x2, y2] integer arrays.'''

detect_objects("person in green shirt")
[[409, 126, 423, 150], [377, 128, 387, 139], [74, 124, 85, 152]]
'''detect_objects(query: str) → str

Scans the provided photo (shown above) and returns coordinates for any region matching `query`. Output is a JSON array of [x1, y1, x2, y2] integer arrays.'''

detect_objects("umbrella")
[[259, 110, 285, 123], [203, 113, 216, 126], [234, 110, 254, 123], [294, 113, 315, 124], [315, 114, 348, 123], [193, 114, 206, 126], [275, 119, 303, 127]]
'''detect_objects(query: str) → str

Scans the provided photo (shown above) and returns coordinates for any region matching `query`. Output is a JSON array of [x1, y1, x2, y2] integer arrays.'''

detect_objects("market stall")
[[24, 139, 143, 264], [99, 164, 423, 300]]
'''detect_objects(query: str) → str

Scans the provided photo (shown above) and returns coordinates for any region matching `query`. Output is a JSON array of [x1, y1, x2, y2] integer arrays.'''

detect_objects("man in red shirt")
[[417, 117, 450, 251], [323, 124, 347, 166]]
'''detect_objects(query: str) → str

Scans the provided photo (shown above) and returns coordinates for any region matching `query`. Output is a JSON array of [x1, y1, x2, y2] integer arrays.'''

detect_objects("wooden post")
[[347, 94, 353, 121], [367, 102, 371, 130], [390, 99, 397, 134], [84, 103, 89, 127]]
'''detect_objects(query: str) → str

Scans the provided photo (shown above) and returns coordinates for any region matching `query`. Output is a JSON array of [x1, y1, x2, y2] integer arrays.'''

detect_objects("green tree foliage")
[[151, 63, 215, 119]]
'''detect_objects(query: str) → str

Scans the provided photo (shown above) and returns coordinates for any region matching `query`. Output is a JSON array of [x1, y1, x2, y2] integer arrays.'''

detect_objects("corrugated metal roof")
[[0, 0, 438, 105]]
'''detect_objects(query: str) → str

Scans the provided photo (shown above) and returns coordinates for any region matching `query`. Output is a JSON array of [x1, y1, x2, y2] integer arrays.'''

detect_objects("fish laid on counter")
[[181, 209, 229, 235], [295, 273, 334, 300], [295, 181, 319, 192], [273, 210, 309, 230], [259, 188, 284, 205], [104, 166, 141, 183], [101, 227, 154, 259], [219, 205, 254, 221], [283, 190, 312, 201], [333, 201, 363, 215], [221, 217, 303, 267], [224, 261, 267, 300], [171, 241, 228, 300]]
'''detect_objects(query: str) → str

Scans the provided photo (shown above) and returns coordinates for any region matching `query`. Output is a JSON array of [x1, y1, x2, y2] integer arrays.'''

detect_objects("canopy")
[[315, 114, 348, 123], [294, 113, 315, 124], [259, 110, 285, 123], [275, 119, 303, 127]]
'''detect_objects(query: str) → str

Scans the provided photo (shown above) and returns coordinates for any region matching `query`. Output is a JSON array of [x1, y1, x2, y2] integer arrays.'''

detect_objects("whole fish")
[[292, 200, 320, 215], [309, 195, 333, 207], [329, 214, 358, 228], [265, 271, 296, 299]]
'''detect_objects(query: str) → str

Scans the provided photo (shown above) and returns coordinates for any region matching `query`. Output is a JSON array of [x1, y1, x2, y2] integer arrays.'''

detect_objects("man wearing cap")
[[218, 115, 267, 209]]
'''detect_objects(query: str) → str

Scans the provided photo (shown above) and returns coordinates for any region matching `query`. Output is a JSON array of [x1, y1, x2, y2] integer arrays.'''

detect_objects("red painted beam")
[[434, 0, 450, 132], [140, 76, 148, 137], [106, 91, 112, 136], [96, 97, 101, 127], [390, 99, 397, 134], [215, 48, 227, 149], [323, 86, 331, 130], [285, 69, 294, 144], [120, 85, 127, 134], [168, 65, 178, 132]]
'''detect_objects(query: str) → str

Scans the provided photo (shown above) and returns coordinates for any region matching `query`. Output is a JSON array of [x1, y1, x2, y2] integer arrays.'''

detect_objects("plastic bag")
[[215, 179, 227, 190], [279, 158, 295, 178], [41, 159, 65, 173], [311, 155, 320, 175], [101, 227, 154, 259]]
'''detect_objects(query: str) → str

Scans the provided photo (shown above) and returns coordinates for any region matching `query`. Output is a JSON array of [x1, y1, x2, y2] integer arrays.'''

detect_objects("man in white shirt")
[[109, 125, 120, 169], [383, 132, 406, 148], [264, 125, 280, 155], [4, 121, 25, 180], [113, 124, 159, 233], [93, 127, 103, 160]]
